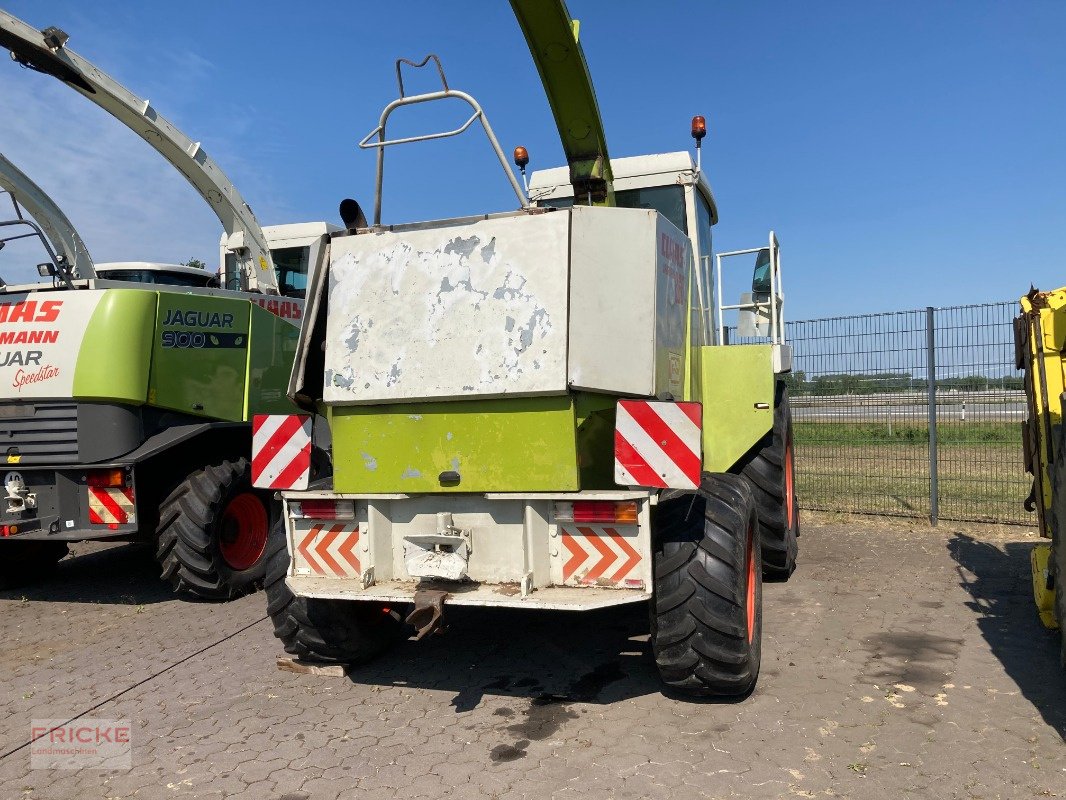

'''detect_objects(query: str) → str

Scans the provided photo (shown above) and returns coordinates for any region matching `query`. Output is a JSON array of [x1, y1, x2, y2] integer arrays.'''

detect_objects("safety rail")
[[358, 55, 528, 225], [716, 231, 784, 347]]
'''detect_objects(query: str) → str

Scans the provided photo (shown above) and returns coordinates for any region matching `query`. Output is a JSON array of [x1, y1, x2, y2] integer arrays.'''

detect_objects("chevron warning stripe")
[[294, 524, 361, 578], [614, 400, 702, 490], [252, 414, 311, 490], [559, 525, 642, 587]]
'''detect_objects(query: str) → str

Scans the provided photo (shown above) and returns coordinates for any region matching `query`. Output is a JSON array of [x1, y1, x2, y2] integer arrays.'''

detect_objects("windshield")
[[539, 185, 688, 233], [97, 269, 215, 287]]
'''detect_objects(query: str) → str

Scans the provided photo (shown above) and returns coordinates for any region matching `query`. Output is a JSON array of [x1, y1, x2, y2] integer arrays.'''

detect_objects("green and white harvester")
[[0, 11, 334, 599], [256, 1, 798, 696]]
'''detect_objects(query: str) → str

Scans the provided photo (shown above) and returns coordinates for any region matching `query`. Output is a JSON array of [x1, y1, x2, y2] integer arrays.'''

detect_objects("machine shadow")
[[0, 541, 174, 606], [346, 602, 674, 708], [947, 532, 1066, 739]]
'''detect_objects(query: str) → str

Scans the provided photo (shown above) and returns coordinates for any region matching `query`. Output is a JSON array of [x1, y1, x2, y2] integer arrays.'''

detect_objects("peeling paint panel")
[[324, 213, 570, 404]]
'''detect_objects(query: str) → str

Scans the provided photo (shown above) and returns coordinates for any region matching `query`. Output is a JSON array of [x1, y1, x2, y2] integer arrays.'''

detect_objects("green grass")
[[795, 421, 1017, 445], [793, 439, 1030, 524]]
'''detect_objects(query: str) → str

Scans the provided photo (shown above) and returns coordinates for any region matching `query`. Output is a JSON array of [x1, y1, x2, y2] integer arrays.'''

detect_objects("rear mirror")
[[751, 248, 772, 295]]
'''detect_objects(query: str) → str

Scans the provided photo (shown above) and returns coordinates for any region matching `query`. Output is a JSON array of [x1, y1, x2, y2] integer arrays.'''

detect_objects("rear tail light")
[[292, 499, 355, 520], [555, 500, 638, 524], [86, 469, 126, 488]]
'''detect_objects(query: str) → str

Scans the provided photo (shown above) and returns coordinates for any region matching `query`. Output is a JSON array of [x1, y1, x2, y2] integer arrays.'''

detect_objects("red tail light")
[[293, 500, 355, 520], [86, 469, 125, 488], [556, 501, 639, 524]]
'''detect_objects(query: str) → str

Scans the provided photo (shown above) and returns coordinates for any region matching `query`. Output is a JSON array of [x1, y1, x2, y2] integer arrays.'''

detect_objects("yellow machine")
[[1017, 287, 1066, 662]]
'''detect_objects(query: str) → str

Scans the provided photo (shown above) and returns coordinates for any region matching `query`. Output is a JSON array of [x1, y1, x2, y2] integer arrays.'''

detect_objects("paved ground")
[[0, 517, 1063, 800]]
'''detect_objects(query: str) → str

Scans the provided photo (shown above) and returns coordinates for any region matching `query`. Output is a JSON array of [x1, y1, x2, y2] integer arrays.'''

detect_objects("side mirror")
[[751, 248, 772, 295]]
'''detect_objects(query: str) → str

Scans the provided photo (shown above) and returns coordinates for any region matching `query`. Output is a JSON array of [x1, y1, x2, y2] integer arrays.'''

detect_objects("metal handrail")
[[715, 231, 784, 346], [358, 56, 528, 225]]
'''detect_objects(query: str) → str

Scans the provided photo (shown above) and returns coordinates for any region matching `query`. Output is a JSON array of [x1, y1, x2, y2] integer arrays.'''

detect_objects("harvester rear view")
[[256, 0, 798, 696]]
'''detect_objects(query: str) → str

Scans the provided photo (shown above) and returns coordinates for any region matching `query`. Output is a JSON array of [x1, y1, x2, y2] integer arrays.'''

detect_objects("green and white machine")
[[256, 1, 799, 696], [0, 12, 335, 598]]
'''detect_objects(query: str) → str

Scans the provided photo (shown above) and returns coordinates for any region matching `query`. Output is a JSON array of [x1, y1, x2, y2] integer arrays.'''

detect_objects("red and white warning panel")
[[87, 487, 135, 525], [252, 415, 311, 490], [614, 400, 702, 490], [292, 523, 362, 578]]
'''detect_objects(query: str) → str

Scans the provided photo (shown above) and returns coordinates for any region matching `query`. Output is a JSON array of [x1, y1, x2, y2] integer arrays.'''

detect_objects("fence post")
[[926, 306, 938, 526]]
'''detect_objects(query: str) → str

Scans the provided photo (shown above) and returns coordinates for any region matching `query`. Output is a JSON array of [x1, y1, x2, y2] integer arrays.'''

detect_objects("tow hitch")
[[402, 512, 471, 581], [405, 589, 449, 640], [4, 471, 36, 514]]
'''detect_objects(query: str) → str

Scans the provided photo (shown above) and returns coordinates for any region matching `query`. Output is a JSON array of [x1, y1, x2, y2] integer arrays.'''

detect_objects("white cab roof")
[[223, 221, 341, 250], [528, 151, 718, 223]]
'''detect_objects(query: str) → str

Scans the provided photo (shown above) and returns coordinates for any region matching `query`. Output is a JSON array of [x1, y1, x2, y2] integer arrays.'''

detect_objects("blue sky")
[[0, 1, 1063, 319]]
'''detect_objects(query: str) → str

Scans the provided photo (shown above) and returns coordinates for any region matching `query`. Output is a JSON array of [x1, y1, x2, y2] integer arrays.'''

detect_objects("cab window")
[[271, 246, 309, 298], [98, 269, 214, 287], [695, 191, 713, 264], [540, 186, 688, 233]]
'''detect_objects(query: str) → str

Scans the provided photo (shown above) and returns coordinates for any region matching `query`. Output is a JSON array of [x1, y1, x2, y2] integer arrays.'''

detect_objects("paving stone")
[[0, 524, 1062, 799]]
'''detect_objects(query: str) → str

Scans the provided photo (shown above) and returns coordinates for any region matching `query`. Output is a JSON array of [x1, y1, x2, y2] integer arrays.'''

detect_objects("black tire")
[[155, 458, 272, 601], [732, 381, 799, 580], [264, 519, 401, 664], [0, 540, 68, 589], [651, 473, 762, 696]]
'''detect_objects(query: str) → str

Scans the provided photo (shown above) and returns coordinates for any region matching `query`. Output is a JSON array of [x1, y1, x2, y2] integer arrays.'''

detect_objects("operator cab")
[[529, 152, 784, 360], [529, 152, 719, 343], [220, 221, 339, 298], [528, 151, 718, 268]]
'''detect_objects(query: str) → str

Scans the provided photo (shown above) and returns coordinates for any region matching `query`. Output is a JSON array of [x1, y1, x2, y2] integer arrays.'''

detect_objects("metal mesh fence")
[[931, 304, 1026, 523], [741, 301, 1029, 525]]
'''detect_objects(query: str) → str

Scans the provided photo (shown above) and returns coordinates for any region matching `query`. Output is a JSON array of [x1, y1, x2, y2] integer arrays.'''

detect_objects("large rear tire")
[[651, 473, 762, 696], [733, 381, 799, 580], [155, 458, 272, 601], [0, 540, 68, 589], [264, 520, 401, 663]]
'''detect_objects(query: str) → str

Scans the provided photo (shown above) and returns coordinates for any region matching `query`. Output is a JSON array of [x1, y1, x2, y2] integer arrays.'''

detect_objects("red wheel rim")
[[745, 522, 756, 644], [784, 435, 796, 530], [219, 493, 268, 571]]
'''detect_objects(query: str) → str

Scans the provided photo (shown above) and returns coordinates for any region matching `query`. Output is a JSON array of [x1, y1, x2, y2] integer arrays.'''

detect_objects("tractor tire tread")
[[155, 457, 266, 601], [651, 473, 762, 697]]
